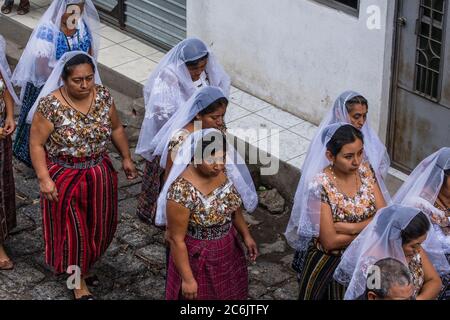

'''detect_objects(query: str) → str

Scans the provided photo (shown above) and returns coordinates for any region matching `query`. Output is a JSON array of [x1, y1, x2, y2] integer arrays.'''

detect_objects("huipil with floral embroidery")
[[309, 161, 378, 254], [36, 85, 113, 158]]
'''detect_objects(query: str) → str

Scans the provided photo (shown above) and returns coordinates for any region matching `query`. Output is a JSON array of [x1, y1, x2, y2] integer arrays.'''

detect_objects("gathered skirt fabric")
[[296, 242, 346, 300], [166, 227, 248, 300], [41, 155, 118, 275]]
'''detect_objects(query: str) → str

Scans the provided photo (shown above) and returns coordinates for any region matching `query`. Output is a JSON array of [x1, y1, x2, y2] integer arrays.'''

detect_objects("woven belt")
[[49, 154, 105, 169], [187, 223, 232, 240]]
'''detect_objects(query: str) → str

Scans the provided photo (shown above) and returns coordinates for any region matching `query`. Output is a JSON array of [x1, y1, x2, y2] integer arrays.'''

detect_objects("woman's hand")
[[181, 278, 198, 300], [244, 236, 258, 262], [3, 117, 16, 136], [122, 157, 138, 180], [39, 177, 58, 202]]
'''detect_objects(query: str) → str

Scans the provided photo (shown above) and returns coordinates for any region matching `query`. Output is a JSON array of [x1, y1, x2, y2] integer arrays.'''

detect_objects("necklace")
[[329, 165, 360, 197], [60, 87, 94, 116]]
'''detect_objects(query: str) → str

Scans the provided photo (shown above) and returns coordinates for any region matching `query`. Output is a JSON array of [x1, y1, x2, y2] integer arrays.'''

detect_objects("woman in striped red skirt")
[[157, 129, 259, 300], [29, 52, 137, 300], [0, 35, 20, 271]]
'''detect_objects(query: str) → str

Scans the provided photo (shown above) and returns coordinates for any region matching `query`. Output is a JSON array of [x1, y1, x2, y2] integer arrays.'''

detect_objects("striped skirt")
[[166, 226, 248, 300], [296, 240, 346, 300], [13, 82, 42, 167], [0, 136, 16, 244], [41, 154, 118, 275], [136, 157, 164, 226]]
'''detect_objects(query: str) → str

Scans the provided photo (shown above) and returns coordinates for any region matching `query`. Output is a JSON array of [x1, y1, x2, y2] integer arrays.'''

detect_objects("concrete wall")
[[187, 0, 397, 141]]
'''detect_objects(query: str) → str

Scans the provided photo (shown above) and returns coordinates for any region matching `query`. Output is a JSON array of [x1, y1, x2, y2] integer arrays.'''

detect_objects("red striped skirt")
[[166, 226, 249, 300], [41, 153, 118, 275]]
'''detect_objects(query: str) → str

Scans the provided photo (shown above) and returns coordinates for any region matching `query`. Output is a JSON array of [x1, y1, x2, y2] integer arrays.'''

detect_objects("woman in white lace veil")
[[334, 204, 449, 300], [25, 50, 101, 123], [286, 123, 387, 299], [393, 147, 450, 299], [393, 148, 450, 252], [135, 37, 230, 225], [136, 37, 230, 160], [316, 91, 391, 201], [136, 84, 228, 225], [153, 86, 228, 172], [11, 0, 100, 167], [157, 128, 257, 226], [159, 128, 257, 299]]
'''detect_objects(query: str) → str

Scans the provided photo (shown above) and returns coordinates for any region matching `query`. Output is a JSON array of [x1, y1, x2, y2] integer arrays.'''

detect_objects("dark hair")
[[365, 258, 412, 299], [192, 131, 227, 163], [326, 124, 364, 156], [198, 97, 228, 116], [185, 53, 209, 67], [401, 211, 430, 245], [61, 54, 95, 80], [444, 169, 450, 177], [346, 95, 368, 113]]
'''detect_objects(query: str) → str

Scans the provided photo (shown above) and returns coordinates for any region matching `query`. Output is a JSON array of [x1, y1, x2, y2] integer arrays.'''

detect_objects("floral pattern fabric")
[[434, 201, 450, 236], [167, 128, 190, 154], [313, 161, 378, 223], [167, 177, 242, 228], [37, 85, 113, 158], [409, 252, 425, 298]]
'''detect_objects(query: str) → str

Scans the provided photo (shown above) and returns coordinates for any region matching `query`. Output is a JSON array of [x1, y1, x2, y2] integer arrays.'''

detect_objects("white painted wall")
[[187, 0, 396, 141]]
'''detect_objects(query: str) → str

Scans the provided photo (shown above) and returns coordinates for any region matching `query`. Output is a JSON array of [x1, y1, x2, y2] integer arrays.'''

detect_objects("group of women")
[[0, 0, 448, 301], [286, 92, 450, 300]]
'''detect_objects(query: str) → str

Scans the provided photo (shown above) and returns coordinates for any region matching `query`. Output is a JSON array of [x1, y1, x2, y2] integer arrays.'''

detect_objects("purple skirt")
[[166, 226, 248, 300]]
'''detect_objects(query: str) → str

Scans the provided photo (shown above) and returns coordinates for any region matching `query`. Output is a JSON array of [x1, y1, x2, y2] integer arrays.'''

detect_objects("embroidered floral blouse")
[[37, 85, 113, 158], [409, 252, 425, 298], [310, 161, 378, 254], [316, 161, 378, 223], [167, 177, 242, 228], [434, 201, 450, 236]]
